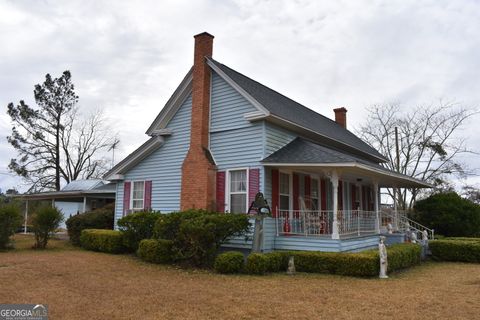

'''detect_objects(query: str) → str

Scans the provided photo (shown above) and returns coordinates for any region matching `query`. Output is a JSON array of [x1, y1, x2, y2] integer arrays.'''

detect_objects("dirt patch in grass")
[[1, 235, 479, 319]]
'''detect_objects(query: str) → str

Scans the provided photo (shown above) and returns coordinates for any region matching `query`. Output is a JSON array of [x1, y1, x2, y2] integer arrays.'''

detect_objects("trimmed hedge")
[[66, 204, 114, 245], [118, 211, 161, 251], [242, 243, 421, 277], [137, 239, 174, 264], [245, 253, 269, 275], [430, 240, 480, 263], [214, 251, 244, 274], [80, 229, 125, 254]]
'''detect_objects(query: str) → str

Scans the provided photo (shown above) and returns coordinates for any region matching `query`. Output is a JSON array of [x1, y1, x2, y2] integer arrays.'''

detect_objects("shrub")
[[430, 240, 480, 263], [137, 239, 174, 264], [0, 204, 22, 249], [243, 243, 421, 277], [80, 229, 125, 254], [154, 210, 250, 267], [66, 203, 114, 245], [118, 211, 161, 251], [153, 209, 211, 240], [32, 206, 63, 249], [413, 192, 480, 237], [214, 251, 244, 274], [245, 253, 269, 275]]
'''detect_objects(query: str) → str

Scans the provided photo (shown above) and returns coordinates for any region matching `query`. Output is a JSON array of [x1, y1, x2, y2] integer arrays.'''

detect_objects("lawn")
[[1, 235, 479, 320]]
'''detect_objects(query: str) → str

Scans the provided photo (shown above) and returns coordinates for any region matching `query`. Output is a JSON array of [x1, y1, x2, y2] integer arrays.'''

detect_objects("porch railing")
[[276, 210, 376, 238]]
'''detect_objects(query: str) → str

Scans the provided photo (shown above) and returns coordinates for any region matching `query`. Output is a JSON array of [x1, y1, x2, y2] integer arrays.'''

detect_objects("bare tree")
[[357, 102, 477, 209], [7, 71, 118, 192]]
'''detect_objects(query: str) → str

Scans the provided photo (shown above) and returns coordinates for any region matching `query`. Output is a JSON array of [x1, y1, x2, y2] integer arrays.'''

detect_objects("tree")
[[413, 192, 480, 237], [357, 102, 477, 209], [7, 71, 117, 192]]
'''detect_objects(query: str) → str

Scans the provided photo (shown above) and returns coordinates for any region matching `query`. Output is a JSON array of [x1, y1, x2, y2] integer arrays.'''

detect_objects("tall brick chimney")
[[333, 107, 347, 128], [180, 32, 217, 211]]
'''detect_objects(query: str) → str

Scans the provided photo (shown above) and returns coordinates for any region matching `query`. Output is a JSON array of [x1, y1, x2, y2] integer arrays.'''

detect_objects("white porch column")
[[393, 186, 399, 231], [83, 197, 87, 213], [24, 200, 28, 234], [374, 181, 380, 234], [330, 170, 340, 240], [51, 198, 55, 207]]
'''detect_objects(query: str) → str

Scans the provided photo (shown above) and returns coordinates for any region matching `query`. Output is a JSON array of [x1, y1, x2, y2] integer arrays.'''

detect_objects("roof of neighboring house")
[[15, 180, 116, 200], [208, 58, 387, 162], [61, 179, 104, 191], [262, 138, 431, 188]]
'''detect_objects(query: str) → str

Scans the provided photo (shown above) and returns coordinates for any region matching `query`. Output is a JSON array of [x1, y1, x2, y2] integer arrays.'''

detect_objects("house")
[[105, 32, 432, 252], [17, 180, 116, 229]]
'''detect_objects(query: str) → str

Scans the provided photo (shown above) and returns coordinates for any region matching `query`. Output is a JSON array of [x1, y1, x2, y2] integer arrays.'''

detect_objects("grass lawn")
[[1, 235, 480, 319]]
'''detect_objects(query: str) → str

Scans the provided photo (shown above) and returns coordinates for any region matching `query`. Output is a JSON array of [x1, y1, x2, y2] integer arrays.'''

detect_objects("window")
[[229, 170, 247, 213], [311, 178, 319, 210], [131, 181, 145, 210], [279, 172, 290, 211]]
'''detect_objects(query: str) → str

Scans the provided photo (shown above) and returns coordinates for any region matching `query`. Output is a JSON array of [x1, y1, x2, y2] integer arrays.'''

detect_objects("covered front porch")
[[264, 161, 432, 243]]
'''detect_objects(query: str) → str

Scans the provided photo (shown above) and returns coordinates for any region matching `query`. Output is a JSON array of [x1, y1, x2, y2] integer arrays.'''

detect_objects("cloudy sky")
[[1, 0, 479, 192]]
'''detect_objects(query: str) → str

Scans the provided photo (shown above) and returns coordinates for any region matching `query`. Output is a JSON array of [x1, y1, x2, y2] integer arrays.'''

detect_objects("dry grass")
[[1, 234, 480, 320]]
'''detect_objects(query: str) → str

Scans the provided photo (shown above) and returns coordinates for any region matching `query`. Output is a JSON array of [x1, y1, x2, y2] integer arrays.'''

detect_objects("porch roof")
[[261, 138, 431, 188]]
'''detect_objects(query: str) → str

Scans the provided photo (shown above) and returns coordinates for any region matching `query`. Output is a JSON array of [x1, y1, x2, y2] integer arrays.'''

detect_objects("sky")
[[1, 0, 479, 192]]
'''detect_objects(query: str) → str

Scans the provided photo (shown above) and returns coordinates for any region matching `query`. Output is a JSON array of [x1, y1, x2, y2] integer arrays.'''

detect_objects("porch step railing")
[[380, 209, 435, 240], [276, 210, 377, 238]]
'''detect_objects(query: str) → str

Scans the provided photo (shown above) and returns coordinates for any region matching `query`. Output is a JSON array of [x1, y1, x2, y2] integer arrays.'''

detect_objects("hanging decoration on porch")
[[249, 192, 271, 253], [379, 236, 388, 279]]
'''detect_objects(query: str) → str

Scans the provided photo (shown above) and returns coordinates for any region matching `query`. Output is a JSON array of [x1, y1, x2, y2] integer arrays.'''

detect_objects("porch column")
[[24, 200, 28, 234], [51, 198, 55, 208], [330, 170, 340, 240], [83, 197, 87, 213], [393, 186, 399, 231], [374, 181, 380, 234]]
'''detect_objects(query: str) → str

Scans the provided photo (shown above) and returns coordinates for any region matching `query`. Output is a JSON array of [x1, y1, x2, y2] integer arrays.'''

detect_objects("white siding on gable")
[[114, 94, 192, 224]]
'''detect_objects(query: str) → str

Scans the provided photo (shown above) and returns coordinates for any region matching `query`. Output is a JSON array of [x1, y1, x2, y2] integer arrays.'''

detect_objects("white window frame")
[[130, 180, 146, 212], [226, 168, 249, 213]]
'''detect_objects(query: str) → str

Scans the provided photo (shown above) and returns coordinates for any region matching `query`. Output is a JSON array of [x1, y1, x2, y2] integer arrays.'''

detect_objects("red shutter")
[[123, 181, 131, 216], [338, 180, 343, 210], [320, 179, 327, 211], [271, 169, 279, 217], [216, 171, 225, 213], [144, 181, 152, 211], [248, 168, 260, 212], [293, 173, 299, 212], [304, 175, 311, 210]]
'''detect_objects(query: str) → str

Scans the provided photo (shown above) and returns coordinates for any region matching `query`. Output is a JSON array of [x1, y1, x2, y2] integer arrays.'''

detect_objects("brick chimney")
[[180, 32, 217, 211], [333, 107, 347, 128]]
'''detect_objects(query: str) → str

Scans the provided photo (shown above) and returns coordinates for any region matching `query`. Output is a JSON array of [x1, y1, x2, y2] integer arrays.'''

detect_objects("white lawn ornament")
[[387, 223, 393, 234], [411, 231, 418, 244], [287, 256, 296, 275], [379, 236, 388, 279], [422, 230, 429, 241]]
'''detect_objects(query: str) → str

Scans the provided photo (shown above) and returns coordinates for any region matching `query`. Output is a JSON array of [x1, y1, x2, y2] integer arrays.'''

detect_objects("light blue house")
[[105, 32, 432, 252]]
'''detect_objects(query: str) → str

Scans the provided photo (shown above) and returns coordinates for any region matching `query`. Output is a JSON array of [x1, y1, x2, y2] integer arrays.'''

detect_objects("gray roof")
[[61, 180, 105, 191], [262, 137, 384, 168], [209, 58, 386, 162]]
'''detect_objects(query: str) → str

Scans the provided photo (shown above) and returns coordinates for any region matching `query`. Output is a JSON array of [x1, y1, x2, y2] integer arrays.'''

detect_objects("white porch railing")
[[380, 209, 435, 240], [276, 210, 377, 238]]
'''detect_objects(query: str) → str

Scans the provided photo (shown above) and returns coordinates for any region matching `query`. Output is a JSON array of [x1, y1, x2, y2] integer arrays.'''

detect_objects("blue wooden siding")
[[209, 71, 265, 194], [264, 122, 296, 158], [114, 94, 192, 225]]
